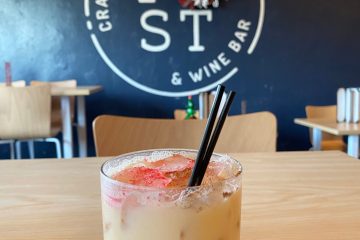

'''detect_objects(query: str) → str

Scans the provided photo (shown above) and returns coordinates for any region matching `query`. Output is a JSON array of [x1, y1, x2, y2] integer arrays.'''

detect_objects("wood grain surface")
[[295, 118, 360, 135], [0, 80, 26, 87], [0, 151, 359, 240], [50, 86, 102, 96]]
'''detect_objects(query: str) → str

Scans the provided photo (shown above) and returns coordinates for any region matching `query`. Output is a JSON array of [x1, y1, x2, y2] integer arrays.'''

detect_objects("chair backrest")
[[0, 80, 26, 87], [305, 105, 340, 141], [31, 80, 77, 127], [174, 109, 200, 120], [0, 85, 51, 139], [93, 111, 277, 157]]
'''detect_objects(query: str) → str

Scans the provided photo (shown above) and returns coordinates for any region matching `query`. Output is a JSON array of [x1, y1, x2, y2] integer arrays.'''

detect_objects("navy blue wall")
[[0, 0, 359, 158]]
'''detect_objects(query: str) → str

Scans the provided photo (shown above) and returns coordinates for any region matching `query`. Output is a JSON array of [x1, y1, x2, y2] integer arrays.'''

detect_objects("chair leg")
[[28, 140, 35, 159], [45, 138, 62, 159], [15, 141, 22, 159]]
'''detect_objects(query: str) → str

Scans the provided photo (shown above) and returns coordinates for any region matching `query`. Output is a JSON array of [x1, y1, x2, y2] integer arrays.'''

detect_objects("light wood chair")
[[30, 80, 77, 129], [93, 111, 277, 157], [0, 80, 26, 158], [174, 109, 200, 120], [0, 85, 62, 159], [305, 105, 346, 151]]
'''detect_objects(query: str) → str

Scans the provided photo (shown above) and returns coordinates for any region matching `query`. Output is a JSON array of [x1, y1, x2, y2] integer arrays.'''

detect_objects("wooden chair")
[[0, 85, 61, 159], [30, 80, 77, 129], [305, 105, 346, 151], [0, 81, 26, 158], [174, 109, 200, 120], [93, 112, 277, 157]]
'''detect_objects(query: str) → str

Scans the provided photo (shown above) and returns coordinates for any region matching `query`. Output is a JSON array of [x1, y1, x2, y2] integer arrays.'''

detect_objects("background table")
[[51, 86, 102, 158], [294, 118, 360, 158], [1, 151, 359, 239]]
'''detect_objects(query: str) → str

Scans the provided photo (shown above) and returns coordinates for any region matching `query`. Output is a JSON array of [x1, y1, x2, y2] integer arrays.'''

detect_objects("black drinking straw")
[[194, 91, 236, 186], [188, 85, 225, 187]]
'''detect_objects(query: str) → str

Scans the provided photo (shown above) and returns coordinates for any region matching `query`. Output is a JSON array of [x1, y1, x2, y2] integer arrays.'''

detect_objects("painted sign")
[[84, 0, 265, 97]]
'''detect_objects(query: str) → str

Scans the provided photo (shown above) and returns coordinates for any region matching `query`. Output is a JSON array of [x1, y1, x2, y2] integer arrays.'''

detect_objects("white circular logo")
[[84, 0, 265, 97]]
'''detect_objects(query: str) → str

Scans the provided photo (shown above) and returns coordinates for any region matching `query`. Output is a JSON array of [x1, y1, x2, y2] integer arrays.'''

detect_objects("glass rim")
[[100, 148, 242, 191]]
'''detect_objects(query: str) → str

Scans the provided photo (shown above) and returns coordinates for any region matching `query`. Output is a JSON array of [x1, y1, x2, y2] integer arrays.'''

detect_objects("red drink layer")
[[112, 154, 228, 188]]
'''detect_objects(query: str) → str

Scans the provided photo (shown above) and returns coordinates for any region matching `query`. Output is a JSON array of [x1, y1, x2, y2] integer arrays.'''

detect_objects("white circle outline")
[[84, 0, 265, 97]]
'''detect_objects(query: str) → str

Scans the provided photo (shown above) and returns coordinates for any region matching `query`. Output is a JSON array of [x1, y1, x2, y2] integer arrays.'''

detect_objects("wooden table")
[[1, 151, 359, 239], [51, 86, 102, 158], [295, 118, 360, 158]]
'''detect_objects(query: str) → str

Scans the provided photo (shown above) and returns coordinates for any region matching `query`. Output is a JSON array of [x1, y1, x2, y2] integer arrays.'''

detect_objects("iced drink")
[[100, 149, 242, 240]]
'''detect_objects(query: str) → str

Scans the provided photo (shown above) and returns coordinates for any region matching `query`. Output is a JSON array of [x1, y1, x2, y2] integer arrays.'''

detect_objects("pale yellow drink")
[[100, 149, 242, 240]]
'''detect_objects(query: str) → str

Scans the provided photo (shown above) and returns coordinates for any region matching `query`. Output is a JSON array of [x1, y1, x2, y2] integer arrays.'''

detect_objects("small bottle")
[[185, 96, 197, 120]]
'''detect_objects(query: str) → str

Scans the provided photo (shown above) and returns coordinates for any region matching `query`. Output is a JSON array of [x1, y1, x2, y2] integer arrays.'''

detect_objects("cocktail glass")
[[100, 149, 242, 240]]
